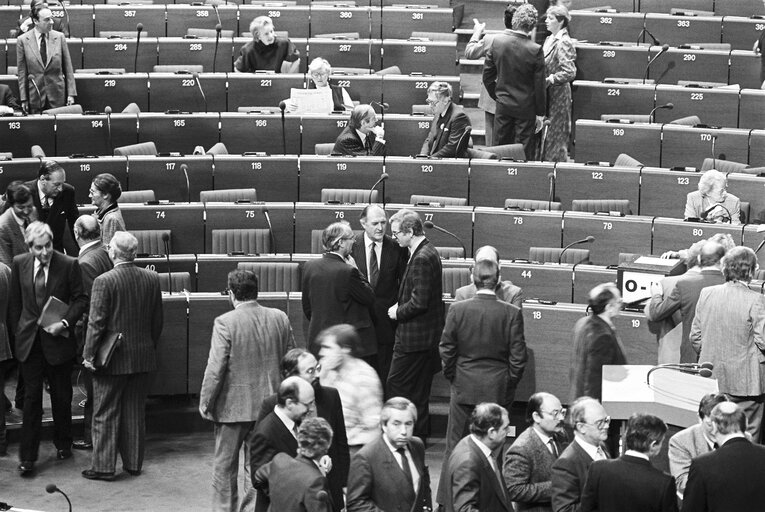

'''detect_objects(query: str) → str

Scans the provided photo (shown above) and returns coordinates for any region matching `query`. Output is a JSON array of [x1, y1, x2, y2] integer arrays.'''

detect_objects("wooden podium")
[[602, 365, 719, 428]]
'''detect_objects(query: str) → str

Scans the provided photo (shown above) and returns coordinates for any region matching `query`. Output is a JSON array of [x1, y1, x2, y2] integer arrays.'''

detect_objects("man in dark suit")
[[254, 417, 334, 512], [443, 402, 511, 512], [258, 349, 348, 512], [302, 221, 376, 357], [551, 397, 611, 512], [200, 270, 295, 512], [9, 221, 87, 475], [16, 6, 76, 112], [250, 376, 316, 512], [0, 261, 12, 455], [81, 231, 163, 480], [387, 208, 443, 439], [504, 392, 566, 512], [0, 181, 37, 267], [682, 401, 765, 512], [454, 245, 523, 308], [646, 241, 725, 363], [332, 104, 386, 156], [581, 413, 677, 512], [72, 215, 113, 451], [25, 161, 79, 254], [482, 3, 546, 159], [0, 84, 21, 112], [346, 397, 432, 512], [419, 81, 472, 158], [351, 205, 407, 384]]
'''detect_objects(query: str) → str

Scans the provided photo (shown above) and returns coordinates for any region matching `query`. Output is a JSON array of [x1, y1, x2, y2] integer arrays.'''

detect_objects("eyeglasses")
[[391, 230, 407, 238], [580, 416, 611, 429], [425, 98, 441, 106], [303, 364, 322, 376], [540, 408, 567, 419]]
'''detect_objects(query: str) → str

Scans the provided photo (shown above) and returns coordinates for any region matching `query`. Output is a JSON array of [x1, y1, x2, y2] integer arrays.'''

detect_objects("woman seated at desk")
[[234, 16, 300, 74], [284, 57, 354, 113], [684, 169, 741, 225]]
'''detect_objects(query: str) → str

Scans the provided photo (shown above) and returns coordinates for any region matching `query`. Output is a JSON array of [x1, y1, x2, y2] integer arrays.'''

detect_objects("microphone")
[[180, 163, 191, 203], [755, 238, 765, 254], [262, 207, 277, 254], [423, 220, 466, 259], [59, 0, 71, 38], [212, 24, 222, 73], [368, 172, 388, 204], [648, 102, 673, 124], [212, 3, 222, 27], [643, 44, 670, 84], [278, 101, 287, 155], [192, 72, 208, 113], [161, 232, 173, 295], [547, 172, 554, 211], [134, 23, 144, 74], [46, 484, 72, 512], [558, 236, 595, 264], [710, 134, 717, 170], [646, 362, 714, 384], [104, 105, 113, 154], [700, 202, 732, 223], [31, 78, 42, 114], [637, 26, 661, 46]]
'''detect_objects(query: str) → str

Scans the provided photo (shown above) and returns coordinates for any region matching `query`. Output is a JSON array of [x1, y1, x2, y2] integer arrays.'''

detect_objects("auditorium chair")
[[199, 188, 258, 203], [442, 266, 471, 297], [700, 158, 750, 174], [571, 199, 632, 215], [30, 145, 46, 158], [321, 189, 378, 203], [237, 261, 301, 292], [187, 28, 235, 38], [614, 153, 644, 167], [157, 272, 192, 294], [153, 65, 205, 73], [472, 144, 526, 161], [206, 142, 229, 155], [669, 115, 702, 126], [43, 105, 84, 115], [740, 202, 750, 224], [412, 104, 435, 115], [504, 198, 563, 211], [99, 31, 149, 38], [119, 190, 156, 203], [529, 246, 591, 265], [122, 103, 141, 114], [436, 247, 466, 259], [410, 195, 467, 206], [410, 32, 458, 42], [375, 66, 401, 75], [211, 228, 271, 255], [315, 143, 336, 155], [113, 141, 157, 157], [133, 229, 171, 255], [313, 32, 361, 39]]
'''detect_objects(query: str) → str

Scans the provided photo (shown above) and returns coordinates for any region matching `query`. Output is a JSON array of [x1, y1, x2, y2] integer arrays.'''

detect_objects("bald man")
[[454, 245, 523, 308]]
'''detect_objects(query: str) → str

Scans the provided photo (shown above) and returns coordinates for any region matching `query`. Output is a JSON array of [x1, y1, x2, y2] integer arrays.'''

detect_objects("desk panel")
[[573, 265, 618, 303], [648, 47, 730, 86], [660, 125, 750, 169], [204, 203, 295, 254], [287, 293, 309, 349], [50, 5, 94, 38], [562, 212, 653, 265], [382, 75, 460, 114], [165, 5, 239, 37], [227, 73, 305, 111], [0, 116, 55, 157], [643, 14, 722, 47], [6, 39, 15, 71], [501, 262, 574, 303], [81, 38, 158, 74], [575, 44, 649, 81], [93, 5, 166, 36], [307, 38, 382, 71], [0, 6, 21, 39], [727, 50, 762, 90], [238, 6, 310, 39], [0, 159, 46, 193], [119, 203, 205, 254], [572, 80, 656, 122], [613, 309, 658, 364], [651, 217, 744, 255], [135, 255, 198, 291], [329, 74, 383, 107], [569, 12, 646, 44], [294, 202, 372, 253], [138, 112, 220, 154], [468, 160, 555, 209], [125, 155, 214, 205], [726, 173, 765, 223], [381, 40, 457, 76], [381, 114, 434, 157], [739, 89, 765, 130], [721, 16, 765, 51], [395, 203, 473, 255], [654, 85, 739, 127], [219, 113, 301, 155], [156, 39, 230, 75], [638, 167, 701, 217], [384, 157, 469, 204], [52, 156, 128, 205], [473, 208, 563, 260], [380, 7, 454, 40], [298, 155, 385, 202], [212, 155, 299, 202], [54, 113, 138, 157], [573, 119, 661, 166], [150, 294, 188, 395], [742, 224, 765, 252], [554, 163, 640, 212], [148, 73, 227, 113], [714, 0, 765, 16], [300, 113, 351, 155], [0, 41, 7, 74], [749, 130, 765, 170], [75, 73, 150, 113], [195, 255, 293, 293], [310, 6, 379, 39]]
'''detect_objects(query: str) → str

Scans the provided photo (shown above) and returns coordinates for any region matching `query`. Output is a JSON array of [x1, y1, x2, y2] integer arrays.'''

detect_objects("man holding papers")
[[9, 221, 87, 476]]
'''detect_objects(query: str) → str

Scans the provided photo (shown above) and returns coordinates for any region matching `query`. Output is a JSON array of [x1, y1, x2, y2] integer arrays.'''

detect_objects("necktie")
[[596, 446, 606, 460], [23, 218, 29, 230], [396, 447, 414, 490], [35, 264, 46, 310], [43, 196, 51, 210], [548, 438, 559, 458], [40, 34, 47, 65], [291, 423, 299, 439], [369, 242, 379, 287], [364, 135, 373, 155]]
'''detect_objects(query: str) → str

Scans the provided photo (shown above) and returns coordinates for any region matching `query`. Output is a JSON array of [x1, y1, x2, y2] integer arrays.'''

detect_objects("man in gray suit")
[[0, 181, 36, 267], [504, 392, 566, 512], [199, 269, 294, 512], [81, 231, 163, 481], [691, 246, 765, 442], [454, 245, 523, 308]]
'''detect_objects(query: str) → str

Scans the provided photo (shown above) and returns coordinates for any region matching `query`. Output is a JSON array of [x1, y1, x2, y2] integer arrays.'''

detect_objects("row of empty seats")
[[568, 0, 765, 16]]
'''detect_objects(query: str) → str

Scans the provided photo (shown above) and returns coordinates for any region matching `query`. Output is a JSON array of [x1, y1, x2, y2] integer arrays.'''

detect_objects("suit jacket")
[[199, 301, 294, 423], [395, 239, 444, 353], [483, 29, 546, 119], [581, 454, 677, 512], [464, 34, 497, 114], [419, 102, 471, 158], [684, 190, 741, 225], [25, 179, 79, 254], [551, 439, 598, 512], [9, 250, 87, 364], [682, 437, 765, 512], [0, 84, 20, 110], [644, 273, 683, 359], [250, 409, 300, 512], [259, 385, 349, 512], [76, 241, 113, 348], [504, 426, 562, 512], [570, 315, 627, 402], [16, 28, 76, 108], [347, 434, 431, 512], [0, 208, 33, 267], [668, 423, 713, 497], [0, 262, 12, 362], [332, 126, 386, 156], [82, 263, 163, 375], [254, 453, 331, 512], [454, 280, 523, 309], [444, 435, 509, 512], [440, 293, 527, 406], [301, 252, 376, 355], [690, 281, 765, 396], [351, 234, 408, 347], [646, 268, 724, 363]]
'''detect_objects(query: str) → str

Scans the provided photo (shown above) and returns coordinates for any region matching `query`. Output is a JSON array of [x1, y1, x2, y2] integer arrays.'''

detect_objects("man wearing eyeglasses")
[[552, 397, 611, 512], [504, 392, 566, 512], [418, 81, 471, 158]]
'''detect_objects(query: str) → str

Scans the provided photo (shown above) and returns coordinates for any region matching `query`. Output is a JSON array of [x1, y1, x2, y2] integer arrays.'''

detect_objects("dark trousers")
[[494, 104, 537, 160], [378, 342, 394, 394], [436, 398, 474, 505], [386, 347, 434, 439], [79, 367, 93, 443], [19, 338, 74, 462]]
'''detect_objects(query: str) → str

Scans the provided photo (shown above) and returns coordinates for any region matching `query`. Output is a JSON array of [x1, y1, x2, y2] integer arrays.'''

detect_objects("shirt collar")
[[624, 450, 649, 461], [10, 209, 25, 227], [409, 236, 425, 256], [382, 433, 408, 455], [532, 426, 553, 446], [469, 434, 494, 459], [274, 405, 296, 434], [574, 435, 603, 460], [475, 289, 495, 296], [363, 232, 380, 248], [38, 185, 49, 205], [80, 240, 100, 252]]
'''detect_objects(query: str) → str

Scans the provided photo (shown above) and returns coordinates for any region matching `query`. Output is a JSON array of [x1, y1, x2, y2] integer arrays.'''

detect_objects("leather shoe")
[[81, 469, 116, 481], [72, 440, 93, 450], [125, 469, 141, 476], [18, 461, 35, 475], [56, 449, 73, 460]]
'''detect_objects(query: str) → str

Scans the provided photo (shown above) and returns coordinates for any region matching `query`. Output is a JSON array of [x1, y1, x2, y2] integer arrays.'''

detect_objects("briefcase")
[[95, 331, 123, 369]]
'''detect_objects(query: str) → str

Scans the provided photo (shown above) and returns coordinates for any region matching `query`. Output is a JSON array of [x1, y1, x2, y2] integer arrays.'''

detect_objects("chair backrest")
[[529, 247, 591, 265], [119, 190, 156, 203], [187, 28, 235, 38], [122, 103, 141, 114], [614, 153, 643, 167], [211, 229, 271, 255], [321, 189, 378, 203], [99, 30, 150, 37], [313, 32, 361, 39], [237, 261, 301, 292], [43, 104, 84, 115], [411, 195, 467, 207], [700, 158, 749, 174], [206, 142, 229, 155], [114, 141, 158, 156], [669, 115, 702, 126], [157, 271, 191, 293], [315, 143, 336, 155], [436, 247, 465, 259], [375, 65, 401, 76], [411, 104, 435, 116], [153, 65, 205, 73], [132, 229, 171, 255], [467, 148, 499, 160], [76, 68, 127, 74], [442, 267, 471, 297], [30, 145, 46, 158], [740, 201, 750, 224], [504, 198, 562, 211], [455, 126, 471, 159], [571, 199, 631, 215], [600, 114, 650, 123], [479, 143, 526, 160], [200, 188, 257, 203]]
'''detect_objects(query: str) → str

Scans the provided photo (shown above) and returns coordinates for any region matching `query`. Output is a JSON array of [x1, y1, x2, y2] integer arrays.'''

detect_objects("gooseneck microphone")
[[643, 44, 670, 84], [134, 23, 144, 74], [756, 238, 765, 254], [700, 201, 732, 223], [180, 163, 191, 204], [262, 207, 277, 254], [547, 172, 554, 211], [648, 102, 673, 124], [637, 26, 661, 46], [558, 236, 595, 264], [278, 101, 287, 154], [31, 78, 42, 114], [192, 72, 208, 113], [212, 23, 222, 73], [710, 134, 717, 170], [424, 220, 467, 259], [161, 232, 172, 295], [104, 105, 113, 154], [46, 484, 72, 512], [646, 362, 714, 384], [368, 172, 388, 204], [59, 0, 71, 38]]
